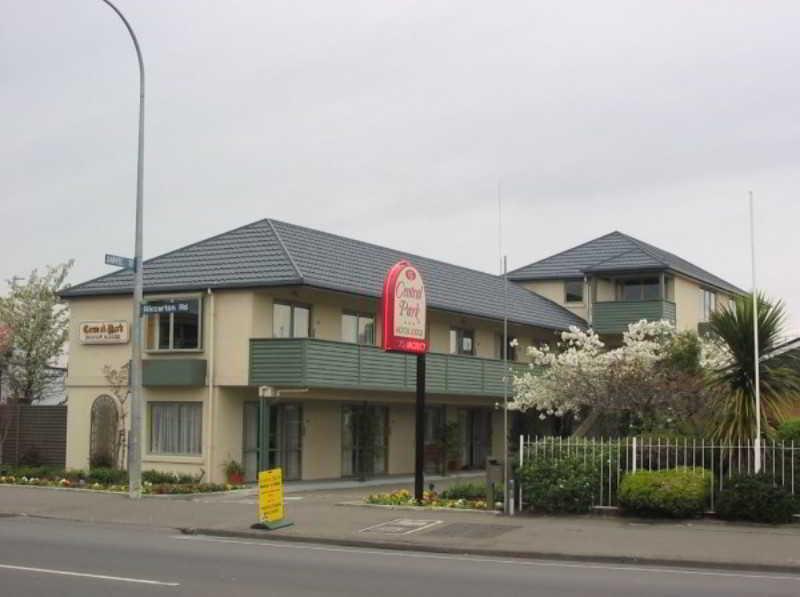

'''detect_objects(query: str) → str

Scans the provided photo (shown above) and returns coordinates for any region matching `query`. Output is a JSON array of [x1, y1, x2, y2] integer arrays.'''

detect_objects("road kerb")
[[179, 527, 800, 577]]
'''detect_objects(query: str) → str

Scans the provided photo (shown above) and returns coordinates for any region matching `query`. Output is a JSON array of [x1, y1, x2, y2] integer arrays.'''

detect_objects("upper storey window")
[[564, 280, 584, 304], [449, 328, 475, 356], [144, 297, 201, 351], [617, 278, 660, 301], [701, 289, 717, 321], [273, 302, 310, 338], [342, 313, 375, 345]]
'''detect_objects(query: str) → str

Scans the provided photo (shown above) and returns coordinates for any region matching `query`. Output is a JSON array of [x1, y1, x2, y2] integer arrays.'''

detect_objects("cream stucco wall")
[[301, 400, 343, 480], [65, 284, 559, 482], [387, 404, 415, 475], [673, 275, 735, 332], [522, 280, 589, 322]]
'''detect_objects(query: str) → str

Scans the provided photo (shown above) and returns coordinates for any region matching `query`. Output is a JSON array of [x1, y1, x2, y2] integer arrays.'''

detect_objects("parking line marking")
[[359, 518, 443, 535], [0, 563, 180, 587]]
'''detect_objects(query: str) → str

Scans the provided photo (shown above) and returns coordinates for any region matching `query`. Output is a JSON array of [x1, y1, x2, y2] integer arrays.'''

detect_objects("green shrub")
[[63, 469, 87, 482], [775, 419, 800, 443], [440, 482, 486, 500], [4, 465, 60, 479], [716, 474, 797, 524], [142, 470, 200, 484], [619, 467, 710, 518], [87, 468, 128, 485], [518, 457, 596, 514]]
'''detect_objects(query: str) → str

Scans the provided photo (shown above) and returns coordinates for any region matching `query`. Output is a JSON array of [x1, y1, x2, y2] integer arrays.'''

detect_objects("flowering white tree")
[[511, 320, 723, 435], [0, 262, 72, 403]]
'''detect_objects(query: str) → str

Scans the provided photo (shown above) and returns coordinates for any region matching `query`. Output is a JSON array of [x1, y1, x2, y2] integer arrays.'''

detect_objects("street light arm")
[[100, 0, 145, 93]]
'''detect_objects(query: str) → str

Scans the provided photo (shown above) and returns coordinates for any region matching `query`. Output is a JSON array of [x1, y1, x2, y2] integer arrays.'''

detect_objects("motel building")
[[61, 219, 741, 484]]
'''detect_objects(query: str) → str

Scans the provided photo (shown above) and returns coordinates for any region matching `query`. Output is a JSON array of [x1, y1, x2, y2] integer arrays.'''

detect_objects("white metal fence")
[[518, 435, 798, 512]]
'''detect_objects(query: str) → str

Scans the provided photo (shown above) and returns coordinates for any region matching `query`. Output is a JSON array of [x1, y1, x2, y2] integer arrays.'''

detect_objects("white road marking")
[[0, 563, 180, 587], [173, 535, 800, 583], [359, 518, 443, 535]]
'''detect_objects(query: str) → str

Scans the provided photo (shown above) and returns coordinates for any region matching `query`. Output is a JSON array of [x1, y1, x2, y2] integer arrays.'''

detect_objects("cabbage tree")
[[707, 293, 800, 440]]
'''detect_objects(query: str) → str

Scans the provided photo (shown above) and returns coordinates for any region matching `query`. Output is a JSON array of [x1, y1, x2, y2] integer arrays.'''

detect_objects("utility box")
[[486, 458, 504, 484]]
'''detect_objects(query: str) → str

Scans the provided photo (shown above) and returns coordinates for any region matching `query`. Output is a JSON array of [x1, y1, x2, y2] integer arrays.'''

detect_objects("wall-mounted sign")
[[140, 299, 198, 316], [381, 261, 428, 354], [79, 321, 130, 345]]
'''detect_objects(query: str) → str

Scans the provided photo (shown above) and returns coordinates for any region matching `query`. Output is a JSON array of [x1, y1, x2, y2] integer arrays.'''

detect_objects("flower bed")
[[0, 466, 246, 495], [365, 488, 494, 510]]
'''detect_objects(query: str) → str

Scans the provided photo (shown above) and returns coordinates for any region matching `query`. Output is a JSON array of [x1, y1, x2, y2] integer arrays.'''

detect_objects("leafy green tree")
[[707, 292, 800, 440], [0, 262, 73, 403]]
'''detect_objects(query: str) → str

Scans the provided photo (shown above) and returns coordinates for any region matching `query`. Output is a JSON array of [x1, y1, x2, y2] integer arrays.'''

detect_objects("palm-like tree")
[[707, 293, 800, 440]]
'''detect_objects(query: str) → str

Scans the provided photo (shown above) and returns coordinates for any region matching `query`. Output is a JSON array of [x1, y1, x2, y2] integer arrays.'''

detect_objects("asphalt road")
[[0, 516, 798, 597]]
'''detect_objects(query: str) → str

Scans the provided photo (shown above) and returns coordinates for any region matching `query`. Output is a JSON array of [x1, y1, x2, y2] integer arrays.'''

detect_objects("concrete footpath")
[[1, 483, 799, 574]]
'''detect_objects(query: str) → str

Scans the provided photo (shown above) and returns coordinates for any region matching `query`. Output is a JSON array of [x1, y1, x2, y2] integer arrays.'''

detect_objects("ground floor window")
[[149, 402, 202, 455], [341, 404, 387, 479]]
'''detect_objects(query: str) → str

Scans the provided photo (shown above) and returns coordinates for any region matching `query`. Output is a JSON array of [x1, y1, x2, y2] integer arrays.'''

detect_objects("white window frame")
[[701, 288, 717, 322], [148, 401, 203, 456], [144, 294, 203, 353], [341, 311, 376, 345], [273, 301, 312, 338]]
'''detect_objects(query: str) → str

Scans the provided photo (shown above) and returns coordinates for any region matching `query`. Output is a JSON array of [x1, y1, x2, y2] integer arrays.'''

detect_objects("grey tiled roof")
[[62, 219, 585, 331], [508, 231, 745, 294]]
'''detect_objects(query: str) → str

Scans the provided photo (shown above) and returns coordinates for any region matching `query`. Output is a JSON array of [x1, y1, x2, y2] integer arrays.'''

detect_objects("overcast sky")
[[2, 1, 799, 332]]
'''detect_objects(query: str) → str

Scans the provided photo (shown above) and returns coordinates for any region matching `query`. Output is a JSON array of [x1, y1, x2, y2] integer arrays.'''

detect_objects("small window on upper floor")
[[495, 333, 518, 361], [665, 276, 675, 301], [449, 328, 474, 356], [144, 297, 201, 351], [273, 302, 310, 338], [564, 280, 584, 304], [701, 289, 717, 322], [342, 312, 375, 345]]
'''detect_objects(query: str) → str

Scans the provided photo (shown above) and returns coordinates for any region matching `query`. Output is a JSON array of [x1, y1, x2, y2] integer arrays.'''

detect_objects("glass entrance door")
[[243, 401, 303, 483], [458, 408, 491, 469], [341, 404, 387, 480]]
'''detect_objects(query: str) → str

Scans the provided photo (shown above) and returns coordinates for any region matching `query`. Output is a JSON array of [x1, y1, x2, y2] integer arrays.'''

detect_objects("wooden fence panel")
[[0, 405, 67, 468]]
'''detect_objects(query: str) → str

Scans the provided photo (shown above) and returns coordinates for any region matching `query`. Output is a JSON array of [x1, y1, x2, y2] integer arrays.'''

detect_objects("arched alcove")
[[90, 395, 119, 469]]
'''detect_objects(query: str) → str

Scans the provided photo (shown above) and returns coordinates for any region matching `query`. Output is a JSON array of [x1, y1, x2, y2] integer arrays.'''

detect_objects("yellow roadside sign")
[[258, 468, 284, 524]]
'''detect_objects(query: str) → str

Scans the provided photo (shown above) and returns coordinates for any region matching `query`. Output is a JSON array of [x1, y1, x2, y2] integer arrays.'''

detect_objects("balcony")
[[249, 338, 529, 397], [592, 300, 676, 334]]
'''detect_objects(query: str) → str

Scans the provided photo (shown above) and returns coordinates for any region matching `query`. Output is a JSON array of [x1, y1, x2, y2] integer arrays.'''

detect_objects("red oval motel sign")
[[381, 261, 428, 354]]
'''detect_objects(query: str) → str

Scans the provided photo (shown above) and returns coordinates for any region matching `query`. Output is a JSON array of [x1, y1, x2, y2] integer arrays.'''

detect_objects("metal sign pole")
[[415, 353, 427, 503]]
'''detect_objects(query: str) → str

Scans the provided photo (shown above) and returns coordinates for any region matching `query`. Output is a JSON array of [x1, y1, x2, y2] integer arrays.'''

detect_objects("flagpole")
[[750, 191, 762, 473], [503, 255, 509, 514]]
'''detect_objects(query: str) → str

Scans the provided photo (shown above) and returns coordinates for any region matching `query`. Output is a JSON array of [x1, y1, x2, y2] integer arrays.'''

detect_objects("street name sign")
[[105, 254, 135, 270], [140, 299, 197, 316]]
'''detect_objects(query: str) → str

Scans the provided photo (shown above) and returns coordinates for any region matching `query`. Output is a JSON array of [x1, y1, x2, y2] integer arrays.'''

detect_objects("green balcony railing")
[[249, 338, 529, 397], [592, 300, 676, 334]]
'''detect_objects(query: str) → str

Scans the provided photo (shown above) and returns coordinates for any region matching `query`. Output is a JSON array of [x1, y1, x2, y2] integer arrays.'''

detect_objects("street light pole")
[[100, 0, 145, 498]]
